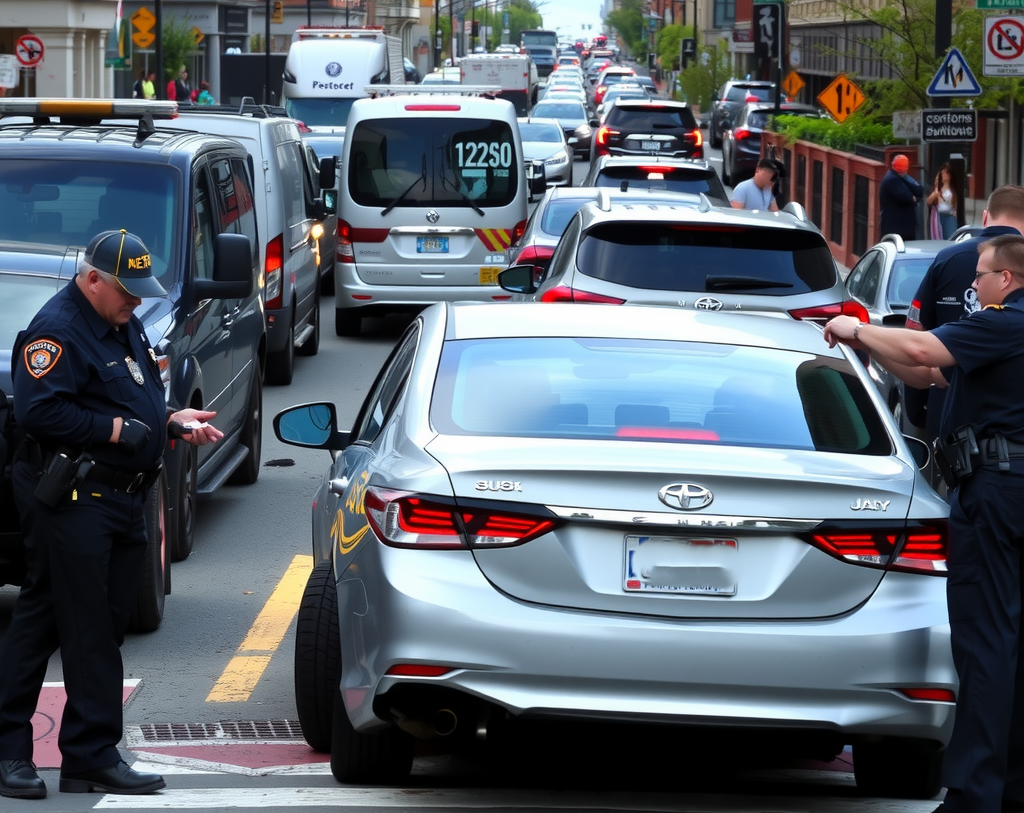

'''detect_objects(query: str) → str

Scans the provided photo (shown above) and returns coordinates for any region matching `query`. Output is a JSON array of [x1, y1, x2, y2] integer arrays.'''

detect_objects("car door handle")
[[329, 476, 349, 496], [222, 307, 240, 328]]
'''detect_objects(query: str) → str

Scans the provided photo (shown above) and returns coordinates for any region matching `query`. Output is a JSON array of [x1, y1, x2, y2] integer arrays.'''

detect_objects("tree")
[[507, 0, 543, 46], [162, 16, 200, 83], [605, 0, 646, 59], [675, 41, 730, 111]]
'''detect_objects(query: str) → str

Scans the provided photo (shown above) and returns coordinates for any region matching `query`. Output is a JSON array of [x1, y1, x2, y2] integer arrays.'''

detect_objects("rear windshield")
[[726, 85, 773, 102], [431, 337, 892, 454], [0, 159, 179, 285], [540, 197, 595, 236], [576, 223, 837, 294], [606, 105, 697, 130], [591, 167, 726, 202], [531, 102, 586, 121], [284, 97, 357, 128], [347, 116, 518, 208], [887, 257, 932, 308]]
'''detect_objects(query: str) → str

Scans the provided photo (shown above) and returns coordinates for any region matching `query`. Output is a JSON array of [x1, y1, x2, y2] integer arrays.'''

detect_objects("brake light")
[[405, 104, 461, 111], [512, 218, 527, 243], [337, 219, 353, 263], [595, 125, 617, 147], [264, 234, 284, 309], [804, 520, 947, 574], [538, 284, 625, 304], [732, 128, 751, 140], [689, 128, 703, 147], [364, 487, 559, 549], [385, 664, 454, 677], [788, 301, 866, 324], [899, 688, 956, 702]]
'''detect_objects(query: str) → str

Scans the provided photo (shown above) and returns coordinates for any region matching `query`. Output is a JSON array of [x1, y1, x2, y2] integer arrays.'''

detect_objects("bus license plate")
[[479, 267, 501, 285], [417, 237, 449, 254]]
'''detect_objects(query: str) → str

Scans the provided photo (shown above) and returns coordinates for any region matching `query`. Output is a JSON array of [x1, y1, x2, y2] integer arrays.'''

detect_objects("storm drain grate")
[[138, 720, 303, 743]]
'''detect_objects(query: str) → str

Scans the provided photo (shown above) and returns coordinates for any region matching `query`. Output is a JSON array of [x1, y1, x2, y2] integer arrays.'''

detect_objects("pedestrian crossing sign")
[[928, 47, 982, 96]]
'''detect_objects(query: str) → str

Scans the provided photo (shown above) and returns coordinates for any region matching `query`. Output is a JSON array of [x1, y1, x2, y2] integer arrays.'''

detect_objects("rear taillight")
[[337, 219, 354, 263], [688, 128, 703, 147], [538, 284, 625, 304], [595, 125, 617, 147], [732, 128, 750, 140], [512, 218, 527, 243], [264, 234, 284, 309], [364, 487, 559, 549], [804, 520, 947, 574], [788, 301, 866, 324], [514, 244, 555, 276]]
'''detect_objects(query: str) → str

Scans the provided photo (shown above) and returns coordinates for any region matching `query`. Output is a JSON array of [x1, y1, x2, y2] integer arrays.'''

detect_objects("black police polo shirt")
[[13, 278, 166, 471], [932, 287, 1024, 443]]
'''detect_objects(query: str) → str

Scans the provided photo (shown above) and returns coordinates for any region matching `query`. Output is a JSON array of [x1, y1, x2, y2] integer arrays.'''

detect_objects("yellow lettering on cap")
[[127, 254, 152, 271]]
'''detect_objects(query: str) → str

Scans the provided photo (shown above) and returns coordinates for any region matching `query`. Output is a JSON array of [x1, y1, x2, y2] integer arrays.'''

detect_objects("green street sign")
[[978, 0, 1024, 7]]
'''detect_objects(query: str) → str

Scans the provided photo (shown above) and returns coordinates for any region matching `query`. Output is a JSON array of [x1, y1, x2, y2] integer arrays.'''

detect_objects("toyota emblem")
[[658, 483, 714, 510], [426, 210, 440, 224], [694, 297, 724, 311]]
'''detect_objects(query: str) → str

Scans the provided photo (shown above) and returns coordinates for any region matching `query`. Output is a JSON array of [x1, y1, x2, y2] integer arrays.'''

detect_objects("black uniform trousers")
[[943, 466, 1024, 813], [0, 460, 147, 772]]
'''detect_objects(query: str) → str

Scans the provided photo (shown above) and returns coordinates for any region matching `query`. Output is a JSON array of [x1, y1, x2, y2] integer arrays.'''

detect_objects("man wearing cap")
[[879, 153, 924, 241], [0, 230, 223, 799]]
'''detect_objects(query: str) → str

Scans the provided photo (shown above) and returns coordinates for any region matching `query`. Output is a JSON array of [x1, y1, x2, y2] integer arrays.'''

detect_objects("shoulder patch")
[[23, 339, 63, 378]]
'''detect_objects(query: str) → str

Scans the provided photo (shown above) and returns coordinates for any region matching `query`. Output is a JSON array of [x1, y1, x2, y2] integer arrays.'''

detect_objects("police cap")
[[84, 229, 166, 298]]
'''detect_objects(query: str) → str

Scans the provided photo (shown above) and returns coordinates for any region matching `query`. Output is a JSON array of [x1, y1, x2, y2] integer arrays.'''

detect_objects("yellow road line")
[[206, 554, 313, 703]]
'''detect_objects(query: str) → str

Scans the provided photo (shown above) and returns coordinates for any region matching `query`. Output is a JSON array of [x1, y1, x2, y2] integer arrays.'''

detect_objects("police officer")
[[905, 185, 1024, 445], [0, 230, 223, 800], [824, 233, 1024, 813]]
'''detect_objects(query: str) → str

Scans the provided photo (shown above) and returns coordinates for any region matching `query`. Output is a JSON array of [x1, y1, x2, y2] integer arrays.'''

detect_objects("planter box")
[[763, 132, 912, 271]]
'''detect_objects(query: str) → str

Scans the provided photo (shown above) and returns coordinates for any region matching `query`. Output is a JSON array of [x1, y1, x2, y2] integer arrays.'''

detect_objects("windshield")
[[348, 117, 518, 208], [591, 167, 725, 201], [284, 97, 357, 128], [432, 337, 891, 454], [519, 122, 563, 142], [0, 159, 179, 286], [576, 223, 838, 294], [532, 103, 585, 121]]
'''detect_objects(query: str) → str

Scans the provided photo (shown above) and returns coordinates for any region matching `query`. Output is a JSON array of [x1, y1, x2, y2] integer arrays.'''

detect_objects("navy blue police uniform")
[[930, 288, 1024, 813], [906, 224, 1021, 438], [0, 231, 167, 795]]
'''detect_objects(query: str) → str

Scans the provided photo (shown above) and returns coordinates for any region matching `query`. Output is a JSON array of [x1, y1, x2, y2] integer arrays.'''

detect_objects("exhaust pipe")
[[392, 707, 459, 739], [432, 708, 457, 737]]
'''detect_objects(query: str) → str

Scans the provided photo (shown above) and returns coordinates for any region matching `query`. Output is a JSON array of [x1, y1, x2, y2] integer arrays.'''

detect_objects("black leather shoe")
[[59, 760, 165, 794], [0, 759, 46, 799]]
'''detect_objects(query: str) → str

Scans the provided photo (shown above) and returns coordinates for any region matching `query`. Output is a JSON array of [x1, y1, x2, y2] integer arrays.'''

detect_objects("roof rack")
[[365, 85, 502, 98], [0, 98, 178, 143], [175, 96, 288, 118]]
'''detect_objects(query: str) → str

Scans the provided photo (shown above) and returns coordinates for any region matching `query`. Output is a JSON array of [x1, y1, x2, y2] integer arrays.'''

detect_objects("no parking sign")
[[985, 16, 1024, 76], [15, 34, 44, 68]]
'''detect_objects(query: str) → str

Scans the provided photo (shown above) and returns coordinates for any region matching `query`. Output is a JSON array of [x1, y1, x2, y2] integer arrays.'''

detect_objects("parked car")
[[0, 98, 268, 629], [517, 118, 575, 187], [709, 79, 775, 148], [591, 98, 703, 162], [843, 234, 948, 428], [155, 104, 336, 385], [499, 196, 851, 322], [721, 101, 824, 186], [581, 156, 728, 205], [275, 300, 951, 796]]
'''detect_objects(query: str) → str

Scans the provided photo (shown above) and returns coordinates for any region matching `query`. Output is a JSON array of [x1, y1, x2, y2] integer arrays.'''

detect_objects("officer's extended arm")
[[823, 316, 953, 390]]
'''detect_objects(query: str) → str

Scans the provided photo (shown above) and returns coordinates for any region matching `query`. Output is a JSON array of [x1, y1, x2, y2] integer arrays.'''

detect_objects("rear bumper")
[[335, 262, 512, 311], [338, 544, 955, 744]]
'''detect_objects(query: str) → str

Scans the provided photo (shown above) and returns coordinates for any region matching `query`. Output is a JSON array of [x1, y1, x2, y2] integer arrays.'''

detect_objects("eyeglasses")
[[975, 269, 1006, 281]]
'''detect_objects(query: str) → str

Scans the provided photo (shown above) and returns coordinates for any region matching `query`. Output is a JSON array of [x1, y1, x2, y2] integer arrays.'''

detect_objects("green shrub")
[[770, 113, 895, 150]]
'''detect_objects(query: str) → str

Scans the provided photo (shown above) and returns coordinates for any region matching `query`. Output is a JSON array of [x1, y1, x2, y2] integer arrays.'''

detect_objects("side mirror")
[[318, 156, 338, 190], [195, 233, 254, 301], [274, 401, 351, 451], [526, 159, 546, 201], [498, 264, 539, 294]]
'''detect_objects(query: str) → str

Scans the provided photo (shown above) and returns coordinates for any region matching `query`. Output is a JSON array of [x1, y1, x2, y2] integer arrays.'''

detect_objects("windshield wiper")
[[381, 154, 427, 216], [705, 276, 794, 290]]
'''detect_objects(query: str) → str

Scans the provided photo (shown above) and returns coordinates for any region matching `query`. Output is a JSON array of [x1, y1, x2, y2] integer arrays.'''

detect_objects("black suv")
[[709, 79, 775, 148], [591, 99, 702, 162], [0, 99, 269, 632]]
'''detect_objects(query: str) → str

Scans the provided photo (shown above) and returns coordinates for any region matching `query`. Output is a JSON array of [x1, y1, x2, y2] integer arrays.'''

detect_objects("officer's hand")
[[118, 418, 152, 454]]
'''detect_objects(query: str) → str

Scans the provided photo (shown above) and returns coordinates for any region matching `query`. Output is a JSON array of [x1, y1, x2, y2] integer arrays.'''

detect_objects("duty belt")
[[974, 437, 1024, 468], [85, 460, 161, 494]]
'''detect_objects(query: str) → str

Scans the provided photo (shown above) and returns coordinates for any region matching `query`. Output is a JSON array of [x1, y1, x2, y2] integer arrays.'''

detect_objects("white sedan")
[[517, 117, 575, 187]]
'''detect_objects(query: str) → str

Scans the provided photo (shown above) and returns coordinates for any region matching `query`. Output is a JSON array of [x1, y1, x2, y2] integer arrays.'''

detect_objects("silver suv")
[[498, 195, 851, 322]]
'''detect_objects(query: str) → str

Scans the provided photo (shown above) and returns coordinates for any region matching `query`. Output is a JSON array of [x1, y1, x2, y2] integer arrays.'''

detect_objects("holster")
[[933, 425, 979, 490], [18, 438, 94, 508]]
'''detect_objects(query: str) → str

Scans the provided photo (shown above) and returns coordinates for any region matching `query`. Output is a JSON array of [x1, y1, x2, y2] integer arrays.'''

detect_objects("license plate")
[[479, 266, 501, 285], [623, 535, 737, 595], [417, 237, 449, 254], [641, 140, 661, 151]]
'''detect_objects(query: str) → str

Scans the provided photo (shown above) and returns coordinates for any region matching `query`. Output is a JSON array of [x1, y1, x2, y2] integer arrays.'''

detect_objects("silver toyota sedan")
[[275, 302, 952, 795]]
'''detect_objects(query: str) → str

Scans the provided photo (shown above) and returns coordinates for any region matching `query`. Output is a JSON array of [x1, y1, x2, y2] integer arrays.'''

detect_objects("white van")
[[335, 88, 544, 336], [157, 105, 335, 385]]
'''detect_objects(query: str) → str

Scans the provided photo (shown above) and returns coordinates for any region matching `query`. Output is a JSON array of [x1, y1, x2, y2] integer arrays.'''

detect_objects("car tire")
[[330, 682, 414, 784], [265, 309, 295, 386], [227, 374, 263, 487], [170, 443, 197, 562], [335, 307, 362, 337], [295, 561, 341, 753], [297, 292, 320, 357], [128, 467, 170, 633], [853, 739, 943, 799]]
